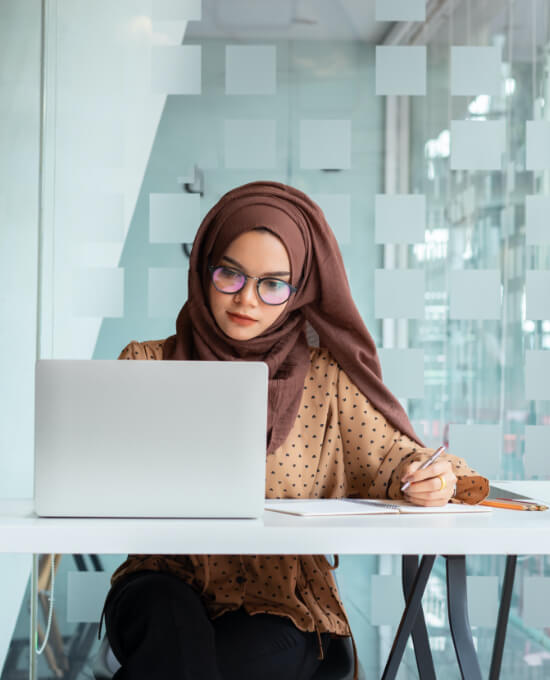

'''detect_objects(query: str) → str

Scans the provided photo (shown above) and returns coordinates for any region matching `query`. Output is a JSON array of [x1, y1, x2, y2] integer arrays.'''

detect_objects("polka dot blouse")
[[110, 339, 489, 640]]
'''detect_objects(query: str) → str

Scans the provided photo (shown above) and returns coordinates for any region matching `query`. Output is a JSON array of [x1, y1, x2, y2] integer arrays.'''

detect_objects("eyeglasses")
[[208, 265, 298, 305]]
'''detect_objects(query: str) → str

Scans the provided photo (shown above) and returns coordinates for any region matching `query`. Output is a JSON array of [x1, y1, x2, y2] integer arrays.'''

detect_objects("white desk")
[[1, 482, 549, 680], [1, 484, 549, 555]]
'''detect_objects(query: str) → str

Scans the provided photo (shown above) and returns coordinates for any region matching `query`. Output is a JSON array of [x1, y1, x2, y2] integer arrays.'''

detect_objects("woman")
[[99, 181, 489, 679]]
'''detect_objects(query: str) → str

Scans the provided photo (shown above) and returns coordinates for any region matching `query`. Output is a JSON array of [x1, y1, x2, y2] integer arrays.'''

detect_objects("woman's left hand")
[[400, 459, 457, 506]]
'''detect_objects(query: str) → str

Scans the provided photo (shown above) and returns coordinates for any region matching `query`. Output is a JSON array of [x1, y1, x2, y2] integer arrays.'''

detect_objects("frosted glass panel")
[[375, 270, 425, 319], [525, 351, 550, 400], [449, 425, 501, 478], [299, 120, 351, 169], [467, 576, 499, 627], [450, 120, 505, 170], [526, 121, 550, 170], [224, 119, 276, 168], [225, 45, 276, 95], [375, 194, 425, 243], [152, 0, 202, 20], [526, 196, 550, 244], [72, 268, 124, 318], [449, 270, 501, 320], [73, 193, 125, 242], [310, 194, 351, 244], [524, 426, 550, 477], [526, 271, 550, 320], [370, 575, 403, 625], [148, 267, 188, 318], [151, 45, 202, 94], [450, 47, 501, 95], [67, 571, 112, 623], [149, 193, 201, 243], [376, 0, 425, 21], [523, 577, 550, 627], [378, 349, 424, 398], [375, 46, 426, 96]]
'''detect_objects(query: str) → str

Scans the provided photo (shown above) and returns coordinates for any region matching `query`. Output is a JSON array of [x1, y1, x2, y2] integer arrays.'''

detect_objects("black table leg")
[[446, 555, 483, 680], [489, 555, 517, 680], [381, 554, 436, 680], [402, 555, 437, 680]]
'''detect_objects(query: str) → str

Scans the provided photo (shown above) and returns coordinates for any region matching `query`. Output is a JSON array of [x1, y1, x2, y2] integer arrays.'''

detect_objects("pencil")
[[480, 499, 548, 511]]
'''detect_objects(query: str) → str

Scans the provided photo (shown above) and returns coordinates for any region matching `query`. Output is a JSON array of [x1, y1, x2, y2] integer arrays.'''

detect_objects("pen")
[[400, 445, 446, 492]]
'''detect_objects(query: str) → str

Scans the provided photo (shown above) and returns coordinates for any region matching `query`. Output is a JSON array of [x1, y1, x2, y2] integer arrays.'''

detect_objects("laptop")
[[34, 359, 268, 518]]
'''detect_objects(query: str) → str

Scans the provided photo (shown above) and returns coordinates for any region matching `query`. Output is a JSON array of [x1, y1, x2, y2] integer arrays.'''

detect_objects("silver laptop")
[[34, 359, 268, 518]]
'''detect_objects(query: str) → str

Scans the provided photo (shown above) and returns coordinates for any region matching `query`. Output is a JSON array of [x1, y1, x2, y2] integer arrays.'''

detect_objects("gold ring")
[[438, 475, 446, 491]]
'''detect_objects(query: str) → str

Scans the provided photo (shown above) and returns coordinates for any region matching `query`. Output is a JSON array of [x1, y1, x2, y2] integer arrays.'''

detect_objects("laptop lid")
[[34, 359, 268, 518]]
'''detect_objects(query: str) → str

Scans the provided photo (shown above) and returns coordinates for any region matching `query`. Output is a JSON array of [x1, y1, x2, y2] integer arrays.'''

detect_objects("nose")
[[234, 277, 259, 305]]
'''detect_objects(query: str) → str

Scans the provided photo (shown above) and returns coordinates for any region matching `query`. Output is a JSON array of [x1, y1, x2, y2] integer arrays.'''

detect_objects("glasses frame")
[[207, 264, 298, 306]]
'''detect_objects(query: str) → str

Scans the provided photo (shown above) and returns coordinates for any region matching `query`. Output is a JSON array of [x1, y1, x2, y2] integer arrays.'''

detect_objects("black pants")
[[103, 570, 328, 680]]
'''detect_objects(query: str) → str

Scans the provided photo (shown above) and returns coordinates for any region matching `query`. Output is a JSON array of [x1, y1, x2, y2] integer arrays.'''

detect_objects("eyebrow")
[[221, 255, 290, 278]]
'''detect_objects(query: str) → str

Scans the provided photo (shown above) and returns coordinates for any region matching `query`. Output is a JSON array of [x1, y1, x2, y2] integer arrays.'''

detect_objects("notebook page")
[[372, 499, 493, 514], [265, 499, 398, 516]]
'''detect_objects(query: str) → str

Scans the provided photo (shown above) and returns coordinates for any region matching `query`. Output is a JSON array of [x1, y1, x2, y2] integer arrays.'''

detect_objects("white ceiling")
[[186, 0, 391, 42]]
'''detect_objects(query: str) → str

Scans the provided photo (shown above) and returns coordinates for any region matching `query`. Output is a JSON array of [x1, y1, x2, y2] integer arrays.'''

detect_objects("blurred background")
[[2, 0, 550, 677]]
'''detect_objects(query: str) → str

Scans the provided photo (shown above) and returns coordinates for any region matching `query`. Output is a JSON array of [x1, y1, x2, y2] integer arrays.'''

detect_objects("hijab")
[[163, 180, 425, 454]]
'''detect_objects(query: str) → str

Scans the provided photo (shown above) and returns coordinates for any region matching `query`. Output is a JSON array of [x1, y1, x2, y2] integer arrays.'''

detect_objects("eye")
[[219, 267, 241, 279], [264, 279, 287, 290]]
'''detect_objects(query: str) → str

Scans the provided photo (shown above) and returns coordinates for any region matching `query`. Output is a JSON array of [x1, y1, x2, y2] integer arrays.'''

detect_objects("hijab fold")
[[163, 181, 425, 454]]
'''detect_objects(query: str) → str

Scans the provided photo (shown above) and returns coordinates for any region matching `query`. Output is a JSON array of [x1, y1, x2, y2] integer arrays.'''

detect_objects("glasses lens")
[[212, 266, 245, 293], [259, 278, 291, 304]]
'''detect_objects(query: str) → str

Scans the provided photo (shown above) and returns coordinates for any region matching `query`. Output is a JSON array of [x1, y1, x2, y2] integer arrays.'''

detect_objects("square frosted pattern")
[[449, 270, 501, 319], [526, 195, 550, 244], [375, 0, 425, 21], [378, 349, 424, 398], [370, 575, 403, 625], [225, 46, 276, 95], [299, 120, 351, 169], [526, 271, 550, 320], [375, 194, 425, 243], [67, 571, 112, 623], [523, 577, 550, 627], [148, 267, 188, 318], [152, 0, 202, 20], [375, 46, 426, 96], [149, 193, 200, 243], [450, 120, 505, 170], [75, 193, 124, 242], [310, 194, 350, 244], [524, 426, 550, 477], [526, 121, 550, 170], [375, 270, 425, 319], [467, 576, 498, 627], [448, 424, 501, 478], [450, 47, 501, 95], [151, 46, 201, 94], [525, 351, 550, 400], [224, 119, 276, 168], [72, 268, 124, 318]]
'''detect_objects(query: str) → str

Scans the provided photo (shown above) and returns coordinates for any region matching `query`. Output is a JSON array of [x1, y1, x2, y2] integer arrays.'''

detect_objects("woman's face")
[[208, 230, 292, 341]]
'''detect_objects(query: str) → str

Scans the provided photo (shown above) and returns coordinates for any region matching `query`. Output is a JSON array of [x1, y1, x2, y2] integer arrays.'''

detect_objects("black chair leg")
[[445, 556, 482, 680], [489, 555, 517, 680], [402, 555, 436, 680], [381, 555, 436, 680]]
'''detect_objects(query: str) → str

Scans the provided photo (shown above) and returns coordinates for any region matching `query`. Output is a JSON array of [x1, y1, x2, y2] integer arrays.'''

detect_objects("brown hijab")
[[163, 180, 425, 454]]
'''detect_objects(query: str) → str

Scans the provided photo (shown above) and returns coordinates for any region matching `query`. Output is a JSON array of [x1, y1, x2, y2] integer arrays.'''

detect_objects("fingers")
[[400, 459, 457, 506]]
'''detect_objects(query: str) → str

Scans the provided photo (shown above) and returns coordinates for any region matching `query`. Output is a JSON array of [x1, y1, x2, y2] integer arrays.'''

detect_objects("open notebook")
[[265, 498, 493, 516]]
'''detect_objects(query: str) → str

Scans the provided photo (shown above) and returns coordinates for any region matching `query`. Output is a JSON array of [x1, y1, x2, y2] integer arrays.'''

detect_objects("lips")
[[227, 311, 256, 321]]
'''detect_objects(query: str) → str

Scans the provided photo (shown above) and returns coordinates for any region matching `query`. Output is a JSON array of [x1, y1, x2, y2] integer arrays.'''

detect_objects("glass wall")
[[2, 0, 550, 678]]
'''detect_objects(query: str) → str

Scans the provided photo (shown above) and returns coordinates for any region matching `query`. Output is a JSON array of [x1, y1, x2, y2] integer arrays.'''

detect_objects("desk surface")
[[1, 482, 549, 555]]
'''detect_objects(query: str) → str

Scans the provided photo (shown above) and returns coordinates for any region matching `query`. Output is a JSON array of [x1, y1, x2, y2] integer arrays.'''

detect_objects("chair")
[[92, 632, 365, 680]]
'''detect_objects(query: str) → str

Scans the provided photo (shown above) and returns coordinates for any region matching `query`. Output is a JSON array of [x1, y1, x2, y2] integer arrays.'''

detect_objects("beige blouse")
[[110, 339, 489, 643]]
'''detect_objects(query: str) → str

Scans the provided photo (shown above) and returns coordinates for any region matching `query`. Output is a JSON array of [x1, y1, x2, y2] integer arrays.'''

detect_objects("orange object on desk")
[[480, 499, 548, 511]]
